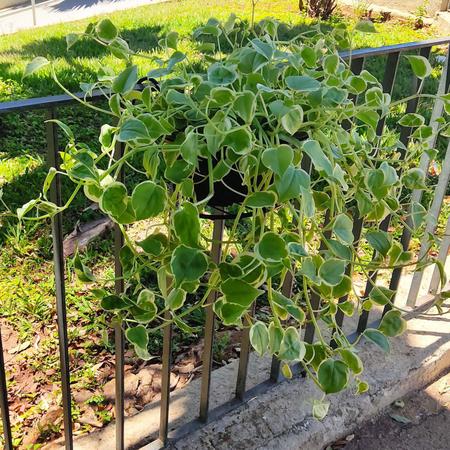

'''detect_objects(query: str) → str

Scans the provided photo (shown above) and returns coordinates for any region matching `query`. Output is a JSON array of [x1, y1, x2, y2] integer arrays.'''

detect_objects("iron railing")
[[1, 36, 450, 449]]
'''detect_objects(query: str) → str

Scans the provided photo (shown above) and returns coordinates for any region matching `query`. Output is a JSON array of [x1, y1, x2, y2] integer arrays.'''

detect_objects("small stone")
[[140, 390, 154, 405], [152, 372, 162, 392], [152, 371, 178, 392], [103, 373, 139, 401], [40, 406, 64, 427], [174, 362, 195, 374], [147, 363, 163, 371], [103, 379, 115, 400], [137, 367, 155, 386], [78, 407, 103, 428], [346, 434, 355, 442], [124, 373, 139, 395], [22, 428, 41, 447], [73, 390, 93, 404]]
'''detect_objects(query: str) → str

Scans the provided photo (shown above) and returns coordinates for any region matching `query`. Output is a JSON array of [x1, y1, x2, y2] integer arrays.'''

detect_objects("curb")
[[167, 300, 450, 450], [55, 296, 450, 450]]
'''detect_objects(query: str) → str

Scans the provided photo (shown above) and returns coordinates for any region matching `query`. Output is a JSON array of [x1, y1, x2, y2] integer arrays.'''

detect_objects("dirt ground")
[[328, 371, 450, 450]]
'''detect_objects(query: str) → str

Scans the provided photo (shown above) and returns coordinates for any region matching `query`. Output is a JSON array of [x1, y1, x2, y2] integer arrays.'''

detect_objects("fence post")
[[113, 142, 125, 450], [0, 327, 13, 450], [46, 109, 74, 450], [199, 217, 224, 422]]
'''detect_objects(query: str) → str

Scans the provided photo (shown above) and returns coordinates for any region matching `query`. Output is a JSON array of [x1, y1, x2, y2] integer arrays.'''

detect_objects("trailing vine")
[[15, 15, 450, 418]]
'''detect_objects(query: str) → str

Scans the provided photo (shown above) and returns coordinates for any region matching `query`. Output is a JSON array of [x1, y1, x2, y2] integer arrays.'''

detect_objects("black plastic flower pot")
[[194, 157, 248, 208]]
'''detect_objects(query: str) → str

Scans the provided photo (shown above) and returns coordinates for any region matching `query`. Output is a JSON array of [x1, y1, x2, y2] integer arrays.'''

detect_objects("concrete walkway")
[[0, 0, 159, 35]]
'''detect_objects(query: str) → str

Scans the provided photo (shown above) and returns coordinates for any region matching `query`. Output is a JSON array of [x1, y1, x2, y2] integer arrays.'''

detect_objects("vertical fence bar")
[[159, 313, 173, 444], [333, 215, 364, 343], [327, 57, 365, 342], [399, 46, 432, 147], [356, 261, 383, 333], [357, 46, 432, 330], [405, 139, 450, 306], [429, 214, 450, 295], [113, 141, 125, 450], [349, 57, 365, 101], [376, 51, 400, 136], [393, 46, 450, 307], [0, 327, 13, 450], [199, 218, 224, 422], [304, 211, 331, 344], [269, 271, 294, 382], [350, 57, 364, 74], [329, 56, 367, 341], [343, 57, 365, 132], [235, 303, 255, 399], [355, 52, 400, 331], [46, 109, 73, 450], [382, 46, 440, 311]]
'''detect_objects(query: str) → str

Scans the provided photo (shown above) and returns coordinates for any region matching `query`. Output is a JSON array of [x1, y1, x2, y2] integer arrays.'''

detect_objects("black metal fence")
[[1, 36, 450, 450]]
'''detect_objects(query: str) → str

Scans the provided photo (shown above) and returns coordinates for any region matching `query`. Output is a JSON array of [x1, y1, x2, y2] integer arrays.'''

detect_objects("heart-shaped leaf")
[[256, 232, 288, 262], [100, 182, 128, 218], [250, 321, 269, 356], [406, 55, 432, 79], [245, 191, 277, 208], [131, 181, 166, 220], [262, 145, 294, 176], [23, 57, 49, 78], [339, 349, 363, 375], [173, 202, 200, 247], [333, 214, 354, 245], [275, 166, 310, 202], [101, 295, 129, 310], [221, 278, 263, 307], [286, 75, 321, 92], [318, 359, 349, 394], [126, 325, 151, 360], [318, 258, 346, 286], [281, 106, 304, 135], [302, 140, 333, 177], [379, 310, 407, 337], [112, 65, 138, 94], [366, 231, 391, 256], [278, 326, 306, 361], [166, 288, 186, 311], [363, 328, 390, 352], [96, 18, 118, 42], [170, 245, 208, 286], [137, 233, 168, 256], [118, 118, 149, 142]]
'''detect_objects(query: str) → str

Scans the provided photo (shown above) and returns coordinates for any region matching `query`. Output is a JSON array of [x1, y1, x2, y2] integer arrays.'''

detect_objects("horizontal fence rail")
[[0, 36, 450, 450]]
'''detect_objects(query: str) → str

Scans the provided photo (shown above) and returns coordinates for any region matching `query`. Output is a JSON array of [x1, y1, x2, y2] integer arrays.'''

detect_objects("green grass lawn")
[[0, 0, 447, 446], [0, 0, 439, 101]]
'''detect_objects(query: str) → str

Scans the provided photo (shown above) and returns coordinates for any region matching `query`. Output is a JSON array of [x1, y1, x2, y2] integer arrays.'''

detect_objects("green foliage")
[[10, 12, 449, 424]]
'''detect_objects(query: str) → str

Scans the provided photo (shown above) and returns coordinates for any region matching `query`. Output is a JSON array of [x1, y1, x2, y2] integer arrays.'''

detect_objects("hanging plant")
[[19, 15, 449, 416]]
